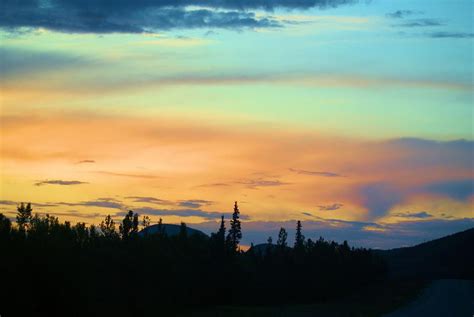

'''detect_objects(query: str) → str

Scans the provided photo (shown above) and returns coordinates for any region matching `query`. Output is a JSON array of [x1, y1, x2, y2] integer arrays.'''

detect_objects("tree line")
[[0, 201, 387, 316]]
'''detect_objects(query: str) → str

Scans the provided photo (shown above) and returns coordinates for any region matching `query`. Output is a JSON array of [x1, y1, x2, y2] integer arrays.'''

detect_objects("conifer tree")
[[294, 220, 305, 250], [216, 215, 226, 244], [226, 201, 242, 252], [132, 212, 139, 235], [16, 202, 32, 232], [277, 227, 288, 249]]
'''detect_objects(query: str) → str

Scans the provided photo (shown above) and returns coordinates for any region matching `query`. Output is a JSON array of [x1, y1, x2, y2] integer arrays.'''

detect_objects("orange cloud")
[[1, 110, 472, 224]]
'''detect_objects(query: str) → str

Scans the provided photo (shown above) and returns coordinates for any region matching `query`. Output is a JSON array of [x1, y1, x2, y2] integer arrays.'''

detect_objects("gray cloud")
[[77, 159, 95, 164], [125, 196, 214, 209], [428, 32, 474, 39], [34, 179, 88, 186], [178, 199, 213, 208], [125, 196, 173, 205], [393, 211, 433, 219], [386, 10, 421, 19], [0, 47, 90, 77], [318, 203, 343, 211], [236, 178, 290, 189], [195, 183, 230, 188], [57, 198, 124, 210], [290, 168, 343, 177], [0, 0, 359, 33], [395, 18, 443, 27], [0, 200, 17, 206], [358, 183, 404, 220], [424, 179, 474, 201], [383, 138, 474, 171], [0, 200, 58, 207]]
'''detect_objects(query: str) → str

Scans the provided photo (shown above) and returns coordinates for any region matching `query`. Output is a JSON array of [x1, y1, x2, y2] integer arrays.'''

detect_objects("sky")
[[0, 0, 473, 249]]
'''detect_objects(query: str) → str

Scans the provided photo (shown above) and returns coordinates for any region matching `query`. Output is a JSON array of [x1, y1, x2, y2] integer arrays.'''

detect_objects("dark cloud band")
[[0, 0, 358, 33]]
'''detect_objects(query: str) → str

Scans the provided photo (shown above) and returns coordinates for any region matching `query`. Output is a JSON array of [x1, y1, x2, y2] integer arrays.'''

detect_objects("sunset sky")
[[1, 0, 473, 248]]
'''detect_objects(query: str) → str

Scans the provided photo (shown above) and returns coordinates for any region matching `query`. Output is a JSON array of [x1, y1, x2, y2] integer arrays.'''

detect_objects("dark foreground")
[[178, 280, 426, 317], [181, 279, 474, 317], [384, 279, 474, 317]]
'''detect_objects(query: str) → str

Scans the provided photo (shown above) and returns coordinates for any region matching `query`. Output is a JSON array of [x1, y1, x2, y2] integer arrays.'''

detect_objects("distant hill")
[[376, 227, 474, 279], [138, 224, 208, 238]]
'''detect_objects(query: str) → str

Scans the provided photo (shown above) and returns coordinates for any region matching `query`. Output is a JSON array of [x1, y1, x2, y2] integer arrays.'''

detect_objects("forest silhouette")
[[0, 202, 392, 316]]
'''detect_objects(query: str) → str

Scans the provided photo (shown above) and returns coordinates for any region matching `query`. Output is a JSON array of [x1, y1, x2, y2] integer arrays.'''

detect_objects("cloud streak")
[[318, 203, 344, 211], [236, 178, 290, 189], [393, 211, 433, 219], [57, 198, 124, 210], [427, 32, 474, 39], [34, 180, 88, 186], [290, 168, 343, 177], [386, 10, 422, 19]]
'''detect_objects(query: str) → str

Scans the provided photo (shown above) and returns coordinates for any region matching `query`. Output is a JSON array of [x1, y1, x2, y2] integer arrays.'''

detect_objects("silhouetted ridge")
[[139, 223, 207, 238], [377, 227, 474, 279]]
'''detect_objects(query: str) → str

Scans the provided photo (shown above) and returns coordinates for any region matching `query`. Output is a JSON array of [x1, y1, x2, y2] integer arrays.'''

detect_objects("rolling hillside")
[[377, 227, 474, 279]]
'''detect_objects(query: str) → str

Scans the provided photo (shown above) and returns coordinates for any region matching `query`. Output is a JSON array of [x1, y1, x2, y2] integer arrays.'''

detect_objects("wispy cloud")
[[318, 203, 344, 211], [236, 178, 290, 189], [0, 200, 58, 207], [427, 32, 474, 39], [290, 168, 343, 177], [195, 183, 231, 188], [393, 211, 433, 219], [395, 18, 443, 27], [95, 171, 160, 179], [125, 196, 173, 205], [386, 10, 422, 19], [77, 159, 95, 164], [424, 179, 474, 201], [57, 198, 124, 210], [178, 199, 213, 209], [34, 180, 88, 186]]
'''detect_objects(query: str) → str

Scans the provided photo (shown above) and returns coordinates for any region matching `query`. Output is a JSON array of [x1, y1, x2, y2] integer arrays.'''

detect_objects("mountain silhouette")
[[376, 227, 474, 279], [138, 223, 208, 238]]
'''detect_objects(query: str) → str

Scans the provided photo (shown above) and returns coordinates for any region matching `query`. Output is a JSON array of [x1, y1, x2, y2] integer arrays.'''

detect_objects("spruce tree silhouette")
[[216, 215, 226, 247], [226, 201, 242, 252], [294, 220, 305, 250], [16, 202, 32, 232], [277, 227, 288, 249]]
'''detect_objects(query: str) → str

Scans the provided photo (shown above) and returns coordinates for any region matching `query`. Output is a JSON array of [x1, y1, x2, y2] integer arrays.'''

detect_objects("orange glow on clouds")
[[1, 109, 472, 227]]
